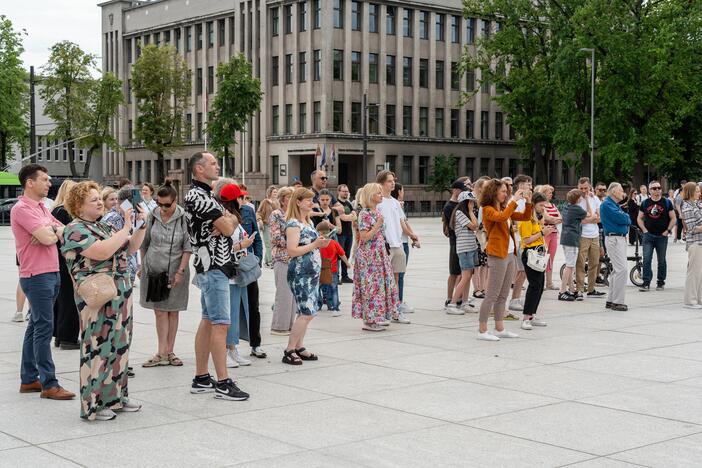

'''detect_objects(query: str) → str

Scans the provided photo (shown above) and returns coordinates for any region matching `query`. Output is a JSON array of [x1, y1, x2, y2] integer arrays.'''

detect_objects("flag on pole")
[[320, 144, 327, 169], [315, 144, 321, 168], [331, 144, 336, 165]]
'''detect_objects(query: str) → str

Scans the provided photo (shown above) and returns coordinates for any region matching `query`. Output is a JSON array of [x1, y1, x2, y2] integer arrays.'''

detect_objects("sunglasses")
[[650, 187, 662, 190], [320, 176, 328, 181], [157, 201, 175, 208]]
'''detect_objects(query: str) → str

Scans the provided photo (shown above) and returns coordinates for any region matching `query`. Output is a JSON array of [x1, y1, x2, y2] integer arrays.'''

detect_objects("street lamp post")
[[580, 48, 595, 182]]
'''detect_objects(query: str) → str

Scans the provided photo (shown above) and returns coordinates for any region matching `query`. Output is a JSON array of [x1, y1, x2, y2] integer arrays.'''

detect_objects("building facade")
[[100, 0, 575, 207]]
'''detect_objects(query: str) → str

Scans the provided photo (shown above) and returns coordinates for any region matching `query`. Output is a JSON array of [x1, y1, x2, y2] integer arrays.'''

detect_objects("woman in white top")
[[141, 183, 158, 212]]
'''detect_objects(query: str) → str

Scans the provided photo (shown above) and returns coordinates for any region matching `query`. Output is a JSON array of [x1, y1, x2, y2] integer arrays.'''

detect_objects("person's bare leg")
[[447, 274, 457, 301], [154, 310, 169, 356], [512, 271, 526, 301], [194, 319, 212, 376], [462, 271, 474, 303], [287, 315, 309, 351], [210, 324, 229, 380], [545, 269, 553, 289], [16, 283, 26, 312], [167, 312, 179, 355], [293, 316, 313, 351], [560, 267, 574, 294]]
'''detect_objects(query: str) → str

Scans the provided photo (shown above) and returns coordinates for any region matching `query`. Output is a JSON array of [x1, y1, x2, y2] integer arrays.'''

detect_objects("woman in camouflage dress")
[[61, 182, 147, 421]]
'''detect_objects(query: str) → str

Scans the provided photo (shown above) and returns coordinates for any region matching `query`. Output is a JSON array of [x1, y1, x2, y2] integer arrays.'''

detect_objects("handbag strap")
[[159, 216, 177, 275]]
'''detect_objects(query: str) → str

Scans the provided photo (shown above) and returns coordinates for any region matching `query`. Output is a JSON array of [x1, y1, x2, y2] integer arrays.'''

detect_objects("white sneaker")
[[392, 313, 411, 324], [508, 300, 524, 311], [12, 311, 24, 322], [331, 310, 343, 317], [445, 304, 465, 315], [95, 409, 117, 421], [531, 318, 548, 327], [494, 329, 519, 338], [683, 304, 702, 309], [399, 303, 415, 314], [226, 349, 240, 368], [116, 399, 142, 412], [521, 320, 533, 330], [233, 347, 252, 366], [460, 302, 476, 312], [477, 331, 500, 341]]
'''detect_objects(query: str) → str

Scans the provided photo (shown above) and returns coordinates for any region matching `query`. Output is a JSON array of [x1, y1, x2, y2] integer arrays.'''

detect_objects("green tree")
[[80, 73, 123, 177], [131, 44, 190, 183], [41, 41, 95, 177], [427, 155, 458, 194], [206, 54, 263, 176], [0, 16, 28, 168]]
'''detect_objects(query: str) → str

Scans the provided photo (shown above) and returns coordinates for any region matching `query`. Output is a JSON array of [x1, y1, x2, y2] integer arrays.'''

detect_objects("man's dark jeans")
[[19, 272, 60, 389], [642, 232, 668, 286], [337, 234, 353, 280]]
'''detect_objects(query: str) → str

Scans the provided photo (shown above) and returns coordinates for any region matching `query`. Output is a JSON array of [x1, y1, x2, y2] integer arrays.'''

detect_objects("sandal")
[[142, 354, 167, 368], [473, 291, 486, 299], [167, 353, 183, 366], [362, 322, 387, 332], [294, 347, 318, 361], [282, 349, 302, 365]]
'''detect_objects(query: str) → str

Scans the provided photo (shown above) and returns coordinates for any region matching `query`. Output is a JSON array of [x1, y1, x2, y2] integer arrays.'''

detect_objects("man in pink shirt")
[[11, 164, 75, 400]]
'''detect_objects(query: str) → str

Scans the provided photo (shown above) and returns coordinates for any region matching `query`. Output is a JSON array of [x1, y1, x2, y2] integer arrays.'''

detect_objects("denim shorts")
[[196, 269, 231, 325], [562, 245, 579, 267], [458, 250, 477, 270]]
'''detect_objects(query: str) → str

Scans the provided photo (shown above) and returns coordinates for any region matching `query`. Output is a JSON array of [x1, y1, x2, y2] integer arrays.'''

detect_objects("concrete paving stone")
[[639, 341, 702, 362], [0, 446, 81, 467], [132, 376, 332, 419], [610, 432, 702, 467], [228, 450, 370, 468], [211, 398, 443, 450], [305, 337, 438, 362], [579, 382, 702, 425], [536, 330, 689, 353], [360, 379, 559, 422], [381, 326, 521, 351], [563, 457, 649, 467], [40, 419, 299, 467], [558, 351, 702, 383], [464, 365, 652, 400], [322, 423, 592, 468], [619, 321, 702, 340], [465, 401, 701, 456], [0, 431, 29, 451]]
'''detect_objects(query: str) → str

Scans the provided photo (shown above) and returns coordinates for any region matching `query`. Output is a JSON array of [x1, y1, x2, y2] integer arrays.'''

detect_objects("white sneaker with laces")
[[226, 349, 240, 368], [509, 300, 524, 311], [233, 346, 252, 366], [378, 320, 391, 326], [477, 331, 500, 341], [531, 318, 548, 327], [494, 329, 519, 338], [445, 303, 465, 315], [392, 313, 411, 324], [521, 320, 533, 330], [116, 399, 142, 412], [460, 302, 476, 312], [331, 310, 343, 317], [399, 302, 415, 314], [95, 409, 117, 421], [12, 311, 24, 322]]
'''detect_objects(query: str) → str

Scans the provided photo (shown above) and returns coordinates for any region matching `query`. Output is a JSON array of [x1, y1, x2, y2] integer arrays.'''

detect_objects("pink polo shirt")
[[11, 196, 62, 278]]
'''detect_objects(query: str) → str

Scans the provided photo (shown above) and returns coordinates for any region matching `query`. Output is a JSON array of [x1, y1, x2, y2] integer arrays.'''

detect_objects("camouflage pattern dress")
[[61, 220, 132, 420]]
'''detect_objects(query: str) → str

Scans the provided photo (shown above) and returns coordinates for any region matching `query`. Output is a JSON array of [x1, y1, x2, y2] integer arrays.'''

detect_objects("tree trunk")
[[0, 132, 7, 169], [81, 144, 99, 178], [533, 140, 548, 184], [67, 130, 78, 177], [156, 152, 165, 183]]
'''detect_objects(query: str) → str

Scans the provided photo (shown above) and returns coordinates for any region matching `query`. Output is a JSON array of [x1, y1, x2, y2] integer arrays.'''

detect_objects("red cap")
[[219, 184, 247, 202]]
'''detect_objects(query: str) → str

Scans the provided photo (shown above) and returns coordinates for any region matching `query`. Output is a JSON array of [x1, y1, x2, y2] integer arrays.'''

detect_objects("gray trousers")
[[271, 262, 297, 331], [479, 255, 516, 323], [605, 236, 627, 305]]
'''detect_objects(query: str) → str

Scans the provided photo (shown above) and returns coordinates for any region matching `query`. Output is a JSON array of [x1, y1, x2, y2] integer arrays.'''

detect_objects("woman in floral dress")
[[269, 186, 297, 335], [61, 181, 147, 421], [283, 187, 331, 365], [352, 183, 400, 331]]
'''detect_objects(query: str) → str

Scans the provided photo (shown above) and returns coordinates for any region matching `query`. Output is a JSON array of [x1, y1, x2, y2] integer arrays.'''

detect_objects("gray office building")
[[100, 0, 569, 206]]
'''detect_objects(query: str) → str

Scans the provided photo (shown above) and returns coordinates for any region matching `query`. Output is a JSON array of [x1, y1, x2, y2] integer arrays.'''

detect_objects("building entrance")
[[338, 154, 363, 194]]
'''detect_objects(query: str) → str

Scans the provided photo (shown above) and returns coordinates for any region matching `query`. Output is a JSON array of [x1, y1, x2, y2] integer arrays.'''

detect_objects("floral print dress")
[[352, 208, 399, 323], [61, 220, 132, 421], [286, 218, 321, 316]]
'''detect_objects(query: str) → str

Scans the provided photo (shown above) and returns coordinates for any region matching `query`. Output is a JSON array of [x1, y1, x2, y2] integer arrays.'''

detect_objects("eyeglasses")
[[320, 176, 328, 181], [157, 201, 174, 208], [650, 187, 662, 190]]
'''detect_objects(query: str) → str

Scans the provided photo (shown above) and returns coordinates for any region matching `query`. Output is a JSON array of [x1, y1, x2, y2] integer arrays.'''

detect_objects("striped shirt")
[[544, 203, 561, 225], [681, 200, 702, 248], [455, 210, 478, 253]]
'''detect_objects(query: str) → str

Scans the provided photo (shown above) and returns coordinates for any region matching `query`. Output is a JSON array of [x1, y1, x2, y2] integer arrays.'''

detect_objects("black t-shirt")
[[442, 200, 458, 243], [313, 208, 337, 230], [640, 197, 672, 235], [338, 199, 353, 236]]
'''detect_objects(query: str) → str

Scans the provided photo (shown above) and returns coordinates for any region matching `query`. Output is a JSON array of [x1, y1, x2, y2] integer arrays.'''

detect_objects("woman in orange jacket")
[[477, 179, 533, 341]]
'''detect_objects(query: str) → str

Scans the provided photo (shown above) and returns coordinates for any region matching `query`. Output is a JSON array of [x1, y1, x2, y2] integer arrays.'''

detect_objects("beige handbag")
[[76, 256, 118, 309]]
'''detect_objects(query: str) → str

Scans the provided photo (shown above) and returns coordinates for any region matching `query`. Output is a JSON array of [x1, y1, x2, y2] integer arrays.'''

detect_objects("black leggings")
[[521, 248, 545, 316], [246, 280, 262, 348]]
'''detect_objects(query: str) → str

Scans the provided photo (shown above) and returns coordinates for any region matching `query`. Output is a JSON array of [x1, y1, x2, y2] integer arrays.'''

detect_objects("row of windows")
[[272, 1, 488, 44], [270, 103, 510, 141], [34, 137, 86, 162], [272, 51, 489, 93], [386, 155, 519, 188]]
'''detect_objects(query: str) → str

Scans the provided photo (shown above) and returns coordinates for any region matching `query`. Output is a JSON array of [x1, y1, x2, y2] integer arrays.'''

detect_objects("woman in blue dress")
[[283, 187, 331, 365]]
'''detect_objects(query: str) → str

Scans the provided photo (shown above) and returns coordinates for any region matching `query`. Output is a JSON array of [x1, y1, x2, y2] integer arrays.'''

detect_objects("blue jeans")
[[319, 274, 340, 310], [197, 269, 231, 325], [20, 272, 60, 389], [397, 242, 410, 302], [227, 284, 250, 346], [642, 232, 668, 286], [337, 234, 353, 279]]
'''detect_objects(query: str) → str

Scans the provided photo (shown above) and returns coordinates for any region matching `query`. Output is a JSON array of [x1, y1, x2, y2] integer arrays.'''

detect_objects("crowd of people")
[[10, 155, 701, 421]]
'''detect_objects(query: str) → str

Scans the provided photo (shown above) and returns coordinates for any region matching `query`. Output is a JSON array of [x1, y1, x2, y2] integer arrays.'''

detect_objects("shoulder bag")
[[74, 222, 119, 309], [526, 245, 548, 272], [234, 253, 262, 287], [146, 219, 176, 303]]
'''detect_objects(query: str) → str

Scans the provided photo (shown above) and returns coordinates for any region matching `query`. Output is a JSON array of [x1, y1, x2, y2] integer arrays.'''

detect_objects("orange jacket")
[[483, 201, 533, 258]]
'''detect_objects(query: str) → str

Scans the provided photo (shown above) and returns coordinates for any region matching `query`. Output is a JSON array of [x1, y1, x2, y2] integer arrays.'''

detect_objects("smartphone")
[[130, 188, 142, 206]]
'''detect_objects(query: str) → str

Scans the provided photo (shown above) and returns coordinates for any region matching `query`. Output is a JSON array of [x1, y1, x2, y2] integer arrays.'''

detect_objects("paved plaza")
[[0, 218, 701, 467]]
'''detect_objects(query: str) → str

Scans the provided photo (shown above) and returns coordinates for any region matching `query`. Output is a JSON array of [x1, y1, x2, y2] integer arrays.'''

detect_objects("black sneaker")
[[575, 292, 584, 301], [214, 379, 249, 401], [587, 290, 606, 297], [606, 301, 613, 309], [639, 284, 650, 292], [191, 374, 217, 394], [341, 277, 353, 284], [611, 303, 628, 311], [656, 283, 665, 291], [558, 292, 575, 302]]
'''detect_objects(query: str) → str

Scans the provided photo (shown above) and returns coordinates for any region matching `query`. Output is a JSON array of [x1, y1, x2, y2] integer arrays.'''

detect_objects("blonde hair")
[[277, 186, 294, 202], [285, 187, 314, 222], [65, 181, 101, 218], [359, 183, 382, 209], [54, 180, 77, 207], [101, 186, 116, 203], [682, 182, 698, 201]]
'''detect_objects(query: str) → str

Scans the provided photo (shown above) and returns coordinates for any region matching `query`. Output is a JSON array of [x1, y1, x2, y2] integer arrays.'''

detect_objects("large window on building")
[[196, 67, 203, 95], [351, 51, 361, 81], [466, 18, 475, 44], [451, 15, 460, 43], [369, 104, 379, 134], [419, 156, 429, 184], [466, 69, 475, 91], [197, 112, 203, 140], [206, 21, 213, 48], [386, 104, 396, 135], [481, 111, 489, 139], [403, 105, 412, 136], [207, 66, 214, 93], [271, 56, 279, 86], [495, 112, 503, 140], [271, 155, 279, 184], [351, 101, 362, 133], [369, 53, 378, 83], [419, 59, 428, 88], [313, 0, 321, 29], [333, 49, 344, 80], [386, 6, 396, 35], [482, 19, 491, 39], [419, 107, 428, 136], [466, 110, 474, 138], [403, 57, 412, 87], [196, 24, 202, 49], [402, 156, 413, 184], [436, 13, 445, 41], [403, 9, 413, 37], [334, 0, 344, 29], [299, 52, 307, 82], [285, 104, 293, 134], [419, 11, 429, 39], [298, 2, 307, 32], [272, 105, 279, 136], [436, 60, 444, 89], [451, 109, 459, 138], [284, 5, 292, 34], [352, 1, 362, 31], [185, 26, 192, 52], [435, 108, 444, 137], [218, 19, 225, 46], [285, 54, 293, 84], [313, 101, 321, 133], [299, 103, 307, 133], [313, 49, 321, 81], [333, 101, 344, 132], [369, 4, 379, 33], [451, 62, 459, 90], [386, 55, 396, 86]]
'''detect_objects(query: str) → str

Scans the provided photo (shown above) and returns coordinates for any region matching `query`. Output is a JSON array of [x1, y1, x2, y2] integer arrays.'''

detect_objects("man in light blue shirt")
[[600, 183, 631, 311]]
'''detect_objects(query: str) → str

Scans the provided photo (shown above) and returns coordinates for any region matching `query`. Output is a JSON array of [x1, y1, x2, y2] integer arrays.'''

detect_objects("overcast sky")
[[4, 0, 101, 71]]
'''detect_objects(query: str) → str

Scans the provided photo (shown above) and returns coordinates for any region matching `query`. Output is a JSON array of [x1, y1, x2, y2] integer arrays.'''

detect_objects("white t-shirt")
[[513, 198, 526, 244], [377, 196, 404, 248], [578, 195, 601, 238], [228, 225, 249, 285]]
